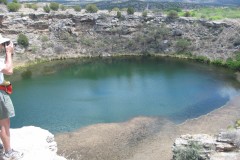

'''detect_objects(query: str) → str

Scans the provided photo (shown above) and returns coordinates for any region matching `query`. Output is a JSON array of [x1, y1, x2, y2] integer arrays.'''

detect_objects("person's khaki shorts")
[[0, 90, 15, 120]]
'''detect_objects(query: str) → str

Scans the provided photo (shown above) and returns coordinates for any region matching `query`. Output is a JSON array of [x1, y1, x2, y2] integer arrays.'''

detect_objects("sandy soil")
[[55, 96, 240, 160]]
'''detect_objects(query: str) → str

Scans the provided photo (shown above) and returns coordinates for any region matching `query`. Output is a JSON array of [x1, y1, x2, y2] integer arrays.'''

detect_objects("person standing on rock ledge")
[[0, 34, 23, 160]]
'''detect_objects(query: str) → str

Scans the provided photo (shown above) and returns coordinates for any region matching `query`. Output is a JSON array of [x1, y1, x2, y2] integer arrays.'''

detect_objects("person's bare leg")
[[0, 118, 11, 152]]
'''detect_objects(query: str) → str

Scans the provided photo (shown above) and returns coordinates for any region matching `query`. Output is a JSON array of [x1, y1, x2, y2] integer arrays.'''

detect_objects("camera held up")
[[3, 41, 10, 47]]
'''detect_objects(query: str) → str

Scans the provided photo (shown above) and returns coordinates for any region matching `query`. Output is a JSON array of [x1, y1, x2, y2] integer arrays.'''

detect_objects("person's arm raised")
[[1, 42, 13, 75]]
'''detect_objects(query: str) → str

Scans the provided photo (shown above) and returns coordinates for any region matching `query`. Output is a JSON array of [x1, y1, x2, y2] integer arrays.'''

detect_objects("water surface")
[[9, 57, 240, 133]]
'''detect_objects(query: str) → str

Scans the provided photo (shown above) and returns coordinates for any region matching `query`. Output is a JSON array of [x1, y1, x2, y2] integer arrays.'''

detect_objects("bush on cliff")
[[25, 3, 38, 11], [183, 11, 192, 17], [49, 2, 59, 11], [175, 39, 191, 53], [167, 10, 179, 19], [43, 5, 50, 13], [173, 141, 202, 160], [142, 10, 148, 17], [226, 60, 240, 70], [17, 33, 29, 48], [112, 7, 120, 12], [60, 4, 67, 11], [7, 2, 21, 12], [194, 56, 210, 63], [211, 59, 225, 66], [127, 7, 134, 15], [117, 11, 122, 19], [224, 52, 240, 70], [73, 5, 81, 12], [85, 4, 98, 13]]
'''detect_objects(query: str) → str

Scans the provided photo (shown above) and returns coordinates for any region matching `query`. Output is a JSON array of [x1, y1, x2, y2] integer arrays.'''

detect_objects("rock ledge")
[[6, 126, 66, 160]]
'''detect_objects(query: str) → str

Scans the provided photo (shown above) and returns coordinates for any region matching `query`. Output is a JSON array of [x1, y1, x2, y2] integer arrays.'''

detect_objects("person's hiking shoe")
[[3, 149, 23, 160]]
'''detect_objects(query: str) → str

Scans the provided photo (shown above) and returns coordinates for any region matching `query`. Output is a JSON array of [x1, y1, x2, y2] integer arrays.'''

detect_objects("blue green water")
[[9, 57, 240, 133]]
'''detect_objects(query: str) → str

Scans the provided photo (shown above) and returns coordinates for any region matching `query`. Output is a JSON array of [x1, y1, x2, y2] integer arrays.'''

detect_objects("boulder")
[[173, 129, 240, 160]]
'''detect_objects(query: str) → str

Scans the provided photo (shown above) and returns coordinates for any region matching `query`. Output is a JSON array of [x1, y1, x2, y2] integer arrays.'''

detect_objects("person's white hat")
[[0, 34, 10, 44]]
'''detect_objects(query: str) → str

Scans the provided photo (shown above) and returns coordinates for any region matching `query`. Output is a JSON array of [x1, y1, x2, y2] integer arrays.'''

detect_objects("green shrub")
[[176, 39, 191, 53], [195, 56, 210, 63], [12, 0, 18, 3], [30, 45, 38, 54], [226, 60, 240, 70], [235, 52, 240, 61], [183, 11, 191, 17], [142, 10, 148, 17], [17, 33, 29, 48], [112, 7, 120, 12], [41, 35, 49, 42], [127, 7, 134, 15], [49, 2, 59, 11], [25, 3, 38, 10], [7, 2, 21, 12], [80, 37, 94, 46], [0, 0, 7, 5], [60, 5, 67, 11], [173, 141, 202, 160], [211, 59, 224, 66], [154, 26, 170, 39], [168, 10, 179, 19], [201, 15, 206, 19], [117, 11, 121, 19], [85, 4, 98, 13], [121, 8, 127, 11], [73, 5, 81, 12], [43, 5, 50, 13]]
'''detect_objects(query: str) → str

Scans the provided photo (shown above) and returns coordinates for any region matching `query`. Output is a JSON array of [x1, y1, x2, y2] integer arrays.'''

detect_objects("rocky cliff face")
[[1, 7, 240, 65]]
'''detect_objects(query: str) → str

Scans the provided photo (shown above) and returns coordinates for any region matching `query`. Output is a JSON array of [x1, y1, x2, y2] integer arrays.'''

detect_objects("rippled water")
[[9, 57, 240, 133]]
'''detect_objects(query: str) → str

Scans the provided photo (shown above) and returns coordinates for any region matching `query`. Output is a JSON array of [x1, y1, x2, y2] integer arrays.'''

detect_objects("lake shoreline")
[[55, 95, 240, 160], [13, 54, 240, 84], [12, 55, 240, 159]]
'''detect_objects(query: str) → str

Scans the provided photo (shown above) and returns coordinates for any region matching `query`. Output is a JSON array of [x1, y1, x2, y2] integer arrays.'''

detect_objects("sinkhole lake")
[[9, 57, 240, 133]]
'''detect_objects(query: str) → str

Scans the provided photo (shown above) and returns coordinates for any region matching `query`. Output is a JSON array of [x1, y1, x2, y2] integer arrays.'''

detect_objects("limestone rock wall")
[[0, 9, 240, 64]]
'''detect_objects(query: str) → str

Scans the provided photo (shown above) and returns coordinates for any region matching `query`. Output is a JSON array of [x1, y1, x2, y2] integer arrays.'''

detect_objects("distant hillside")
[[144, 0, 240, 6], [18, 0, 240, 6], [93, 0, 204, 11]]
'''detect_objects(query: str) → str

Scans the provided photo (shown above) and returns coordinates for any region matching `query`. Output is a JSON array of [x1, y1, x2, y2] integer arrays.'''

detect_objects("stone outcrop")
[[172, 129, 240, 160], [8, 126, 66, 160]]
